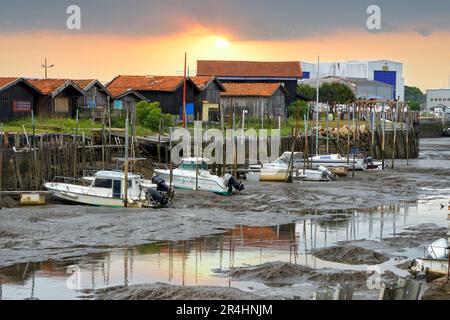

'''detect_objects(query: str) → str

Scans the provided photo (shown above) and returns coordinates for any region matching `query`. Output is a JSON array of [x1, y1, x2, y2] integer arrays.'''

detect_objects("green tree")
[[297, 84, 316, 101], [288, 100, 309, 118], [408, 101, 421, 111], [405, 86, 425, 104], [318, 82, 356, 113]]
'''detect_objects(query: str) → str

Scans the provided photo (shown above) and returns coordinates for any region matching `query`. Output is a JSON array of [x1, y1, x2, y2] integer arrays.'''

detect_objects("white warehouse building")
[[301, 60, 405, 101], [426, 89, 450, 111]]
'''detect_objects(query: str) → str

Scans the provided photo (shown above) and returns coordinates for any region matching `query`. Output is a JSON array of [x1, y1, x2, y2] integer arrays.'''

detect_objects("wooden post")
[[287, 103, 301, 182], [123, 114, 129, 208], [371, 106, 375, 158], [0, 124, 3, 209], [326, 106, 329, 154], [74, 110, 79, 178], [102, 109, 106, 170], [169, 127, 174, 195], [221, 106, 226, 175], [31, 111, 38, 190], [406, 106, 410, 166], [182, 52, 187, 129], [303, 113, 309, 175], [158, 117, 162, 163], [347, 104, 351, 165], [392, 99, 399, 168], [381, 103, 386, 169]]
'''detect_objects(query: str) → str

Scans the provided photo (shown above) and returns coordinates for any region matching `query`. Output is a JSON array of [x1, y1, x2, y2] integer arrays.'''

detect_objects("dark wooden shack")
[[73, 79, 113, 119], [0, 78, 41, 122], [107, 75, 199, 121], [191, 76, 225, 121], [220, 83, 287, 118], [197, 60, 303, 113], [27, 79, 85, 118], [108, 89, 147, 117]]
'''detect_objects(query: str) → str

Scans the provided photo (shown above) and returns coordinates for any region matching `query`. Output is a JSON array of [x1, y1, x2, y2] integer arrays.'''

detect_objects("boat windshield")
[[276, 153, 304, 165], [179, 162, 209, 171]]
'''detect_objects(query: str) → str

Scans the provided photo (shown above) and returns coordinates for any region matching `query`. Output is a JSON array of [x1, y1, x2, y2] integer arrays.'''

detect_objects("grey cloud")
[[0, 0, 449, 40]]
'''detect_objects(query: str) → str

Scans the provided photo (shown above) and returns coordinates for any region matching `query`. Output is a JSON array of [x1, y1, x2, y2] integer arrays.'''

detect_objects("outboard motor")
[[145, 175, 172, 207], [318, 166, 338, 181], [145, 188, 168, 207], [152, 175, 169, 192], [364, 156, 374, 166], [224, 174, 245, 193]]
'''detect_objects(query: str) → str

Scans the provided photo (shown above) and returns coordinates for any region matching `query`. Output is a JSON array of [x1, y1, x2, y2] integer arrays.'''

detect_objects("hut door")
[[55, 97, 69, 113]]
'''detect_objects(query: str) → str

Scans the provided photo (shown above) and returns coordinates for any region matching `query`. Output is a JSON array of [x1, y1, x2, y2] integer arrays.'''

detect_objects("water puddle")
[[0, 198, 448, 300]]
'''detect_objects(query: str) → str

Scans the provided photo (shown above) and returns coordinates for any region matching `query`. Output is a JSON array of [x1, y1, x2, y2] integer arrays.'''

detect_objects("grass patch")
[[1, 116, 156, 136]]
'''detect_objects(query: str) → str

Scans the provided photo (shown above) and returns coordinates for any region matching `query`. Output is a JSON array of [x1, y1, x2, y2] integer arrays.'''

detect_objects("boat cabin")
[[91, 171, 142, 198], [275, 152, 305, 166], [178, 158, 210, 171]]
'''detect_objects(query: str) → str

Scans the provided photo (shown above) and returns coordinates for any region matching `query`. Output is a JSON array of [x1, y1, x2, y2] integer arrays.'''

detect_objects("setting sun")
[[215, 37, 230, 48]]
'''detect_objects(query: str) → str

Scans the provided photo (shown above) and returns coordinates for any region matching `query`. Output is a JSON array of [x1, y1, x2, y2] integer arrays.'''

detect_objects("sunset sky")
[[1, 0, 450, 91]]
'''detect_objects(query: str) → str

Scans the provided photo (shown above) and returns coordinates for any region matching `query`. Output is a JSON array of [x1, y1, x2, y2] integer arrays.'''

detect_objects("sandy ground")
[[0, 138, 449, 299]]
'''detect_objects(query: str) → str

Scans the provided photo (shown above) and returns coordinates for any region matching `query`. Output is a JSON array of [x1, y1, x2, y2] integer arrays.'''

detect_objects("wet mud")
[[311, 246, 390, 265], [85, 283, 280, 301], [0, 138, 449, 300]]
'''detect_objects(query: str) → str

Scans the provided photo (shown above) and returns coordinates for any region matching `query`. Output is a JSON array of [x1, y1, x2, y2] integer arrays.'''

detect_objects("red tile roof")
[[107, 75, 191, 98], [221, 83, 286, 97], [197, 60, 302, 78], [190, 76, 215, 89], [72, 79, 96, 90], [190, 76, 225, 92], [27, 79, 68, 95], [0, 77, 19, 90]]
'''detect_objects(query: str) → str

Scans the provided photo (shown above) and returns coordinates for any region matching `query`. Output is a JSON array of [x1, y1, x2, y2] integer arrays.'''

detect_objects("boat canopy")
[[182, 158, 211, 164], [94, 171, 141, 180]]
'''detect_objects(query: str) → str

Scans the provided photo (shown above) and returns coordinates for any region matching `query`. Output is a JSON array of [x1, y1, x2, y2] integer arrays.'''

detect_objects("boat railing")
[[153, 163, 170, 170], [82, 169, 98, 178], [51, 176, 92, 187]]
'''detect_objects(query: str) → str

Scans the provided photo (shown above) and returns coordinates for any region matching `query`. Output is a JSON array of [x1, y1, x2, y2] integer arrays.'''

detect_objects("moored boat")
[[246, 152, 336, 182], [45, 170, 171, 208], [154, 158, 244, 195]]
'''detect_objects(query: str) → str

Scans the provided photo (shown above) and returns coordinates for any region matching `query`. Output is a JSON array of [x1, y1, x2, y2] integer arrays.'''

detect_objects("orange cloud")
[[0, 29, 449, 91]]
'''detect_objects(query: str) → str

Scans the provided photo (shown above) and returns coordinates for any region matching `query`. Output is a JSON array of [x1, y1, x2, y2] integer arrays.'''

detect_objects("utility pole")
[[316, 56, 320, 156], [41, 58, 54, 79]]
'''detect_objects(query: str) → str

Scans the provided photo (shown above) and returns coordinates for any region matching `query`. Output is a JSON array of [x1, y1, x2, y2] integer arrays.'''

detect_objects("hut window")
[[114, 100, 123, 110]]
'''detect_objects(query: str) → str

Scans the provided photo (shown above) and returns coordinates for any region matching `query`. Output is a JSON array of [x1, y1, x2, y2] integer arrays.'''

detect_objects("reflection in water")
[[1, 199, 448, 300]]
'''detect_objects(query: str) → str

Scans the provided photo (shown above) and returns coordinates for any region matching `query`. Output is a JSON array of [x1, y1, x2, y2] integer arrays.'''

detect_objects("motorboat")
[[308, 154, 364, 170], [410, 238, 449, 277], [246, 152, 336, 182], [45, 170, 171, 208], [154, 158, 244, 195]]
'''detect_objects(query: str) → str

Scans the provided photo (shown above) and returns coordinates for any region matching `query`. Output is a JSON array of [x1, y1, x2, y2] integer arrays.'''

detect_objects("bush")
[[136, 101, 172, 132], [408, 101, 421, 111], [288, 100, 309, 118]]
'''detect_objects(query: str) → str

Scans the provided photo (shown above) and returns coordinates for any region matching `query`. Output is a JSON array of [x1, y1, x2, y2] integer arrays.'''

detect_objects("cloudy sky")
[[1, 0, 449, 90]]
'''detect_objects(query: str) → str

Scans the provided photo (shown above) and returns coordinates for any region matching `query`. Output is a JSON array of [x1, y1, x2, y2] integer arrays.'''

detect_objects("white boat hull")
[[246, 166, 328, 182], [411, 258, 449, 276], [45, 183, 145, 208], [154, 170, 231, 195]]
